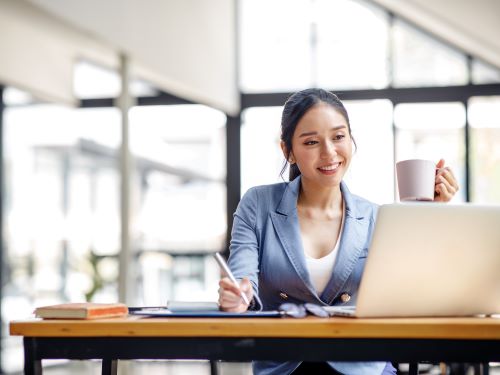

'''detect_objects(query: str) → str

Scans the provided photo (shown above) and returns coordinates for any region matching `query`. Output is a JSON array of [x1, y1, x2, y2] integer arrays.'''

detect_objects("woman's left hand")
[[434, 159, 459, 202]]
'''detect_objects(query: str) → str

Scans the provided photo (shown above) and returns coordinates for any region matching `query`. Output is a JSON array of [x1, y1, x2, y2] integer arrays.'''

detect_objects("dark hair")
[[280, 88, 356, 181]]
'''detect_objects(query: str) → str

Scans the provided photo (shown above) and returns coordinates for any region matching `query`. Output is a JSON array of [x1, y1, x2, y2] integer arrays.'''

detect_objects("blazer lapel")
[[270, 177, 318, 297], [320, 182, 369, 304], [269, 178, 371, 304]]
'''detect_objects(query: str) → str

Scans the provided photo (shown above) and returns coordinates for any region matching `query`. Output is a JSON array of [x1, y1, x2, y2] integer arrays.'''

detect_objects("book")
[[34, 302, 128, 320]]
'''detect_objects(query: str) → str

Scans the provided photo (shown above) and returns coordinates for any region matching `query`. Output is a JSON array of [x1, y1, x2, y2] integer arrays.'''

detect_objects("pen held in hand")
[[214, 252, 251, 305]]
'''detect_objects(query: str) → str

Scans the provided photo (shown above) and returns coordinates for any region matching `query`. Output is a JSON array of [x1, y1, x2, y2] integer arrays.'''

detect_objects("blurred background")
[[0, 0, 499, 373]]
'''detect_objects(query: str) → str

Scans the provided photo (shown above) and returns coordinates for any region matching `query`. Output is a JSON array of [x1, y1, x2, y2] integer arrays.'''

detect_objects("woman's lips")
[[318, 162, 341, 175]]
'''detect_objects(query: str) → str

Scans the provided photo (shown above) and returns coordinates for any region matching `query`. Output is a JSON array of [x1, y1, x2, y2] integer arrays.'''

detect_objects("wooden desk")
[[10, 316, 500, 375]]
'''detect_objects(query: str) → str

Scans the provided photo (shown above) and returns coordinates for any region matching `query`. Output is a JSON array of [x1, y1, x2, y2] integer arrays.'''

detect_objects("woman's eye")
[[304, 140, 318, 145], [334, 134, 346, 141]]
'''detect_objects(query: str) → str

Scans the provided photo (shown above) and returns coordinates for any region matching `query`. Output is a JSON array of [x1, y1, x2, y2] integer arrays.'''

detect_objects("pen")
[[214, 252, 251, 305]]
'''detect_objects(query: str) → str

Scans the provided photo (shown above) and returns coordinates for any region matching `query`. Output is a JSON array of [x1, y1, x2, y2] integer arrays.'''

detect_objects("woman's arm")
[[218, 188, 262, 312]]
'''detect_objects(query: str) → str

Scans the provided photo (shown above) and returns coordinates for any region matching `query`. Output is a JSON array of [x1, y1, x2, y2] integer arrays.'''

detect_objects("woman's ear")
[[280, 141, 295, 164]]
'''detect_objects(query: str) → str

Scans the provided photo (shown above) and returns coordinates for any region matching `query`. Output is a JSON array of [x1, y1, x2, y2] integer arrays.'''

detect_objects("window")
[[239, 0, 312, 92], [241, 100, 394, 204], [393, 20, 468, 87], [130, 105, 226, 251], [241, 106, 284, 195], [3, 104, 121, 372], [316, 0, 389, 89], [239, 0, 390, 92], [343, 100, 394, 203], [469, 96, 500, 203], [394, 102, 466, 202], [472, 59, 500, 84], [74, 60, 159, 99], [3, 86, 35, 106], [129, 105, 226, 303]]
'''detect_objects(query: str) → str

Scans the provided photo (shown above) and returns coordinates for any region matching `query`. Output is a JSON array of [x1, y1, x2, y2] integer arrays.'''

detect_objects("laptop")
[[324, 203, 500, 318]]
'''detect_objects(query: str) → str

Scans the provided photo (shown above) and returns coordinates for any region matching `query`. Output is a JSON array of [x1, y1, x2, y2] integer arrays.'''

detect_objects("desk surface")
[[10, 316, 500, 339]]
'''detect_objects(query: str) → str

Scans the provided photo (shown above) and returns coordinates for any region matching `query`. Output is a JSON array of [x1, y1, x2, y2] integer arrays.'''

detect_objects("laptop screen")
[[355, 203, 500, 318]]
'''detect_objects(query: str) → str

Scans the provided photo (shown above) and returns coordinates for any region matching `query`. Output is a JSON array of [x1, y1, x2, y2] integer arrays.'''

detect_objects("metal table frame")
[[23, 336, 497, 375]]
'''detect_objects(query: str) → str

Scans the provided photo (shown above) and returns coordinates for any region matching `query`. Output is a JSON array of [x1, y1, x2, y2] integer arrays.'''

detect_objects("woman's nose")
[[320, 141, 337, 158]]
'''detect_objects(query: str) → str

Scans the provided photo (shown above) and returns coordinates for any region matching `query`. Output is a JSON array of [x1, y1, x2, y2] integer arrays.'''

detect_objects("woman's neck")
[[297, 179, 343, 219]]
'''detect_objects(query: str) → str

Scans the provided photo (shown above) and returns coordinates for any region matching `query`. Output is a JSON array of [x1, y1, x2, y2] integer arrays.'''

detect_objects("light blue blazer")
[[228, 176, 388, 375]]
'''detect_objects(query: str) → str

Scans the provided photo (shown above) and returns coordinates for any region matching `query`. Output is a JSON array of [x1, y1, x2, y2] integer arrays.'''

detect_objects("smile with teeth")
[[318, 162, 341, 171]]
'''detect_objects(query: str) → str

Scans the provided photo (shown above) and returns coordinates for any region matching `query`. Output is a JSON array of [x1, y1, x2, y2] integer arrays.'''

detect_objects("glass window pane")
[[3, 86, 36, 106], [241, 107, 284, 195], [239, 0, 312, 93], [241, 101, 394, 205], [316, 0, 389, 90], [469, 96, 500, 203], [393, 20, 468, 87], [472, 59, 500, 84], [394, 102, 466, 202], [129, 105, 226, 304], [74, 60, 159, 99], [343, 100, 394, 204], [3, 104, 121, 372]]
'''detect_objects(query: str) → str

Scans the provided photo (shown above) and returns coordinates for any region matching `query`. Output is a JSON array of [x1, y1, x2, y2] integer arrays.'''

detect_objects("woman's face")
[[284, 103, 353, 189]]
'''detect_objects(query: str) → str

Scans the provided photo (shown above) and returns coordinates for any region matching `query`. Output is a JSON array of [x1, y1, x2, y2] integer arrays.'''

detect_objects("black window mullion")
[[0, 84, 4, 374], [225, 113, 241, 255], [464, 99, 471, 202]]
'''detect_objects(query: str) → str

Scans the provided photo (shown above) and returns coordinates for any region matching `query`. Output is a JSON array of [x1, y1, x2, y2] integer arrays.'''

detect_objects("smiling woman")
[[217, 88, 459, 375]]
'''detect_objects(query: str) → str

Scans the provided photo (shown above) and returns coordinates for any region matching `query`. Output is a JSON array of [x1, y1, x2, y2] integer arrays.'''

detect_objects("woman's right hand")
[[218, 277, 253, 313]]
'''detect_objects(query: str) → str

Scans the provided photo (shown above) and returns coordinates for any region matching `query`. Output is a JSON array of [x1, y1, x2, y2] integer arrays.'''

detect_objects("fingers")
[[435, 179, 454, 202], [434, 165, 459, 202], [219, 277, 242, 296], [218, 277, 253, 313], [435, 158, 445, 170], [218, 288, 244, 312], [240, 277, 254, 304]]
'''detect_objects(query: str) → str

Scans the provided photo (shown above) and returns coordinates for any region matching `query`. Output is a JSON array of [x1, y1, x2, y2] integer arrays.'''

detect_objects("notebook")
[[325, 203, 500, 318], [128, 301, 281, 318], [128, 307, 281, 318]]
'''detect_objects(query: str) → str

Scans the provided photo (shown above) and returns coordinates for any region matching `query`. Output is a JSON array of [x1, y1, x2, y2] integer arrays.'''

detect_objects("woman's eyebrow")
[[298, 125, 347, 138]]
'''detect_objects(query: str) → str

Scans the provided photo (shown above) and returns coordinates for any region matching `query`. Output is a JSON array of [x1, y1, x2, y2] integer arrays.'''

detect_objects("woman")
[[218, 88, 459, 375]]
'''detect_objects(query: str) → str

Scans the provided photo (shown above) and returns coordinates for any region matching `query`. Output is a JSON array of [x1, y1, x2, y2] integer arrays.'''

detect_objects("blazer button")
[[279, 292, 288, 300], [340, 293, 351, 303]]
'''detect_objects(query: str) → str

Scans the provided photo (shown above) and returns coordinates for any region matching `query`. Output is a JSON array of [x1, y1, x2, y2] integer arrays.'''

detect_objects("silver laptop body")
[[325, 203, 500, 318]]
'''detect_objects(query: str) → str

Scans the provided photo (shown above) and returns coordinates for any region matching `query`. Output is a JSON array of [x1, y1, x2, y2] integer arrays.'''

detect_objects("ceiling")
[[27, 0, 238, 114], [1, 0, 498, 114], [371, 0, 500, 69]]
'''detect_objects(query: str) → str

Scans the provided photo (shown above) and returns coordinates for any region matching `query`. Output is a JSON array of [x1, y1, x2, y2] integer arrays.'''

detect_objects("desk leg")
[[481, 363, 489, 375], [102, 359, 118, 375], [210, 360, 219, 375], [24, 337, 42, 375], [408, 363, 419, 375]]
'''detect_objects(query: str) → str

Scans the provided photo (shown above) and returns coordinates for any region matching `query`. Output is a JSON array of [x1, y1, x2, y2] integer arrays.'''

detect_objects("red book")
[[34, 302, 128, 319]]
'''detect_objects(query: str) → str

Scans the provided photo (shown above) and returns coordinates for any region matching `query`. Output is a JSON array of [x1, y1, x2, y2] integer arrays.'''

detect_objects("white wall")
[[0, 0, 117, 105], [27, 0, 239, 114]]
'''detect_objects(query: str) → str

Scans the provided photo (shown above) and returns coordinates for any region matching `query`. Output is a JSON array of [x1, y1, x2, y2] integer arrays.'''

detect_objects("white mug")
[[396, 159, 435, 201]]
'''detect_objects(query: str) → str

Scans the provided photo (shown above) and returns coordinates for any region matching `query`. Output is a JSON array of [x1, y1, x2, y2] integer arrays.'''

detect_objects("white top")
[[304, 203, 345, 295]]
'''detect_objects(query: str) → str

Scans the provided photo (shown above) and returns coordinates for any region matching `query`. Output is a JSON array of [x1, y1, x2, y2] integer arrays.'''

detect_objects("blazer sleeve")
[[227, 187, 264, 310]]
